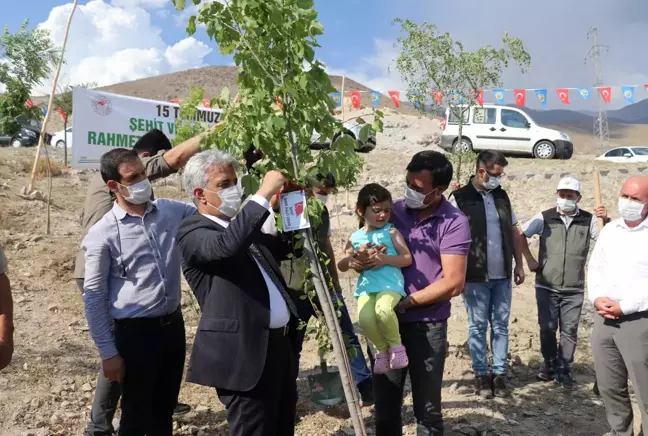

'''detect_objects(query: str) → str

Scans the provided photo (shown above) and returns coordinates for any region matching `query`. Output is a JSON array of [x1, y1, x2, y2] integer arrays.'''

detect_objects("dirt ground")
[[0, 114, 646, 435]]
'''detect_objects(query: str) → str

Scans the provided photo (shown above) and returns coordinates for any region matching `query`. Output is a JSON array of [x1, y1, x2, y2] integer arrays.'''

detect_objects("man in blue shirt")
[[82, 148, 196, 435]]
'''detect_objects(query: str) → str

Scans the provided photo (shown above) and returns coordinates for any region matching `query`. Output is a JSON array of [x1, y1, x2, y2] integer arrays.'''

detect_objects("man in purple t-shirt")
[[373, 151, 471, 436]]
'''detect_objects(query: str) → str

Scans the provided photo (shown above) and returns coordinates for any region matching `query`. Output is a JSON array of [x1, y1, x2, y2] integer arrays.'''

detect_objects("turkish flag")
[[474, 90, 484, 106], [388, 91, 400, 108], [274, 96, 283, 109], [294, 201, 304, 216], [26, 99, 33, 108], [514, 89, 526, 107], [170, 99, 181, 104], [557, 88, 570, 104], [201, 98, 211, 108], [349, 91, 361, 108], [56, 107, 67, 121], [431, 90, 443, 105], [644, 84, 648, 92], [599, 87, 612, 103]]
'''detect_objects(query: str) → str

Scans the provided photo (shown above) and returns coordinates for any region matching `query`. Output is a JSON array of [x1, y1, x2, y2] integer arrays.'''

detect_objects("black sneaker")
[[357, 379, 374, 406], [537, 362, 556, 382], [492, 374, 509, 398], [557, 372, 575, 391], [173, 403, 192, 416], [475, 375, 494, 399]]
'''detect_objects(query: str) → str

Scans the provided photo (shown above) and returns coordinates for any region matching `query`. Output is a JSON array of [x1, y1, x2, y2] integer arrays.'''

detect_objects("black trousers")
[[113, 309, 186, 436], [217, 327, 298, 436], [373, 321, 448, 436], [536, 288, 584, 373]]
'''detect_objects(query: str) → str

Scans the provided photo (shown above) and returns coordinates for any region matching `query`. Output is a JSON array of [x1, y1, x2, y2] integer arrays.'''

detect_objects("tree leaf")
[[358, 124, 371, 143], [173, 0, 187, 11], [187, 16, 197, 36]]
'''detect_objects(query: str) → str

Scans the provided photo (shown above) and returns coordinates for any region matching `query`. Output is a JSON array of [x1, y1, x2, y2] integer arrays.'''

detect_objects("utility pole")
[[585, 26, 610, 155]]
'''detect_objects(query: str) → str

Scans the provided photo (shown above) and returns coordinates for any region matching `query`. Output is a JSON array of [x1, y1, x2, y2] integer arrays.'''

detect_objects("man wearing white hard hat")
[[520, 175, 608, 390]]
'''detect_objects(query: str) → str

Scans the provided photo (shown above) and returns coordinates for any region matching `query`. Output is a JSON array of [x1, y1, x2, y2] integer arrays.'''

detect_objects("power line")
[[585, 26, 610, 155]]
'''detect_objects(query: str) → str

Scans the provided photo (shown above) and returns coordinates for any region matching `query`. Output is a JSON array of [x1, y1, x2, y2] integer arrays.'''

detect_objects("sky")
[[2, 0, 647, 110]]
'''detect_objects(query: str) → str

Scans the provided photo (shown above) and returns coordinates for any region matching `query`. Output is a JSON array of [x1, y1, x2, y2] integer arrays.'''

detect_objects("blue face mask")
[[483, 176, 500, 191]]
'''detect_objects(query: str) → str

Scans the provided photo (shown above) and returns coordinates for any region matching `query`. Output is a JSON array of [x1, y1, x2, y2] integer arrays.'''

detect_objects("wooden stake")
[[25, 0, 78, 194], [340, 75, 346, 121], [593, 171, 604, 230]]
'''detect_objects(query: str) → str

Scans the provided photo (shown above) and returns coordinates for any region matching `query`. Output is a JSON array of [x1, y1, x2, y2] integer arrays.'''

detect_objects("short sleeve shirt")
[[392, 197, 471, 322], [0, 247, 7, 275], [522, 208, 600, 240]]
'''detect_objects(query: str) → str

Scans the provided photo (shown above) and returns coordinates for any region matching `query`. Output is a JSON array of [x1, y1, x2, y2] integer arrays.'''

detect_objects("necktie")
[[249, 243, 300, 320]]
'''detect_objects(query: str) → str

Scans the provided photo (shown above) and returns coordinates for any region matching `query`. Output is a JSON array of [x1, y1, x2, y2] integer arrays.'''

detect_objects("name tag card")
[[280, 190, 311, 231]]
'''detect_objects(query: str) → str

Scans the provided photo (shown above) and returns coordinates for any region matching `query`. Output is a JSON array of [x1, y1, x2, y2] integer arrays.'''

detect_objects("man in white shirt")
[[588, 176, 648, 436], [177, 150, 300, 436]]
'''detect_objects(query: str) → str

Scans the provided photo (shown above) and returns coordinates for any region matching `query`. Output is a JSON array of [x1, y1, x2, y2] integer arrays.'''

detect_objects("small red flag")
[[556, 88, 570, 104], [274, 96, 283, 109], [644, 84, 648, 92], [56, 106, 67, 121], [26, 99, 34, 108], [474, 90, 484, 106], [294, 201, 304, 216], [599, 87, 612, 103], [388, 91, 400, 108], [514, 89, 526, 107], [170, 99, 181, 104], [431, 90, 443, 105], [349, 91, 361, 108], [201, 98, 211, 108]]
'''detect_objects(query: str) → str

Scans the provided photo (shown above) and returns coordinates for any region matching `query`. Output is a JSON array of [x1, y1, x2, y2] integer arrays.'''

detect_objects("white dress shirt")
[[588, 217, 648, 315], [203, 194, 290, 328]]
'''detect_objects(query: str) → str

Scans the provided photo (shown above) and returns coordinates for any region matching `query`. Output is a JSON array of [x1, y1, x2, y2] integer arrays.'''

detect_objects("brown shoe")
[[475, 375, 494, 399], [492, 374, 509, 398]]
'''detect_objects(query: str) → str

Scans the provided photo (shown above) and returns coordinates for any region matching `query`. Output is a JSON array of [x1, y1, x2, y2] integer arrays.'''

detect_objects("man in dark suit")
[[177, 150, 300, 436]]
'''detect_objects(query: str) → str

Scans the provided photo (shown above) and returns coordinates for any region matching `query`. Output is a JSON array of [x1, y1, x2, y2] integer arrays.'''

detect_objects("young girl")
[[338, 183, 413, 374]]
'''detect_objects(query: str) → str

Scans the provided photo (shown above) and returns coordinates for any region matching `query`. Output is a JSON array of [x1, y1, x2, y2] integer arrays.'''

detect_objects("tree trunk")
[[63, 119, 68, 167]]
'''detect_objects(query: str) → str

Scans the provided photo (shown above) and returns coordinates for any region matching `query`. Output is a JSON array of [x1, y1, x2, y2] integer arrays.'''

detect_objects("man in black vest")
[[449, 150, 525, 398], [520, 176, 608, 390]]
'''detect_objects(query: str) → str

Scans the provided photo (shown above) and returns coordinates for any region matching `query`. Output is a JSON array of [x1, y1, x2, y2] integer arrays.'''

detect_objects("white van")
[[440, 105, 573, 159]]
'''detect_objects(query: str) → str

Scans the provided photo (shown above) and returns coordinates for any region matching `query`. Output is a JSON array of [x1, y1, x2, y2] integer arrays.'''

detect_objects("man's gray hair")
[[183, 150, 240, 204]]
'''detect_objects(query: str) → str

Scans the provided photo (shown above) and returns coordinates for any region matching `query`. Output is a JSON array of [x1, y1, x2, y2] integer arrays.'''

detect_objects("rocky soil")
[[0, 113, 645, 435]]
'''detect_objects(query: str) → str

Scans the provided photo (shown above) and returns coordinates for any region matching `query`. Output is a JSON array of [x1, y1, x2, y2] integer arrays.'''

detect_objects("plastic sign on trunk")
[[279, 190, 311, 232]]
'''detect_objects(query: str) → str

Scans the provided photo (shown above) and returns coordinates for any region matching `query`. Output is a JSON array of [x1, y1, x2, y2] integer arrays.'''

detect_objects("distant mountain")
[[512, 98, 648, 126]]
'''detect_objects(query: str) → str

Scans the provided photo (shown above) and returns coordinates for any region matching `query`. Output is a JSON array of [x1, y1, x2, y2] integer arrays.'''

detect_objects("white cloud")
[[110, 0, 168, 8], [324, 39, 406, 93], [36, 0, 212, 92]]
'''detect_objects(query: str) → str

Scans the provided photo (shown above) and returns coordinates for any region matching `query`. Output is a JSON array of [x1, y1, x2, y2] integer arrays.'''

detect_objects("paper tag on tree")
[[280, 190, 311, 231]]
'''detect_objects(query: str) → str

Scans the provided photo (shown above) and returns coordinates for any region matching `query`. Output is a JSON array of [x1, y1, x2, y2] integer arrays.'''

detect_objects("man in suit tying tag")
[[177, 150, 300, 436]]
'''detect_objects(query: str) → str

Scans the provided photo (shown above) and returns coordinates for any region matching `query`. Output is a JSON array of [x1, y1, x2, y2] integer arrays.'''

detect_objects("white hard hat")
[[556, 176, 581, 193]]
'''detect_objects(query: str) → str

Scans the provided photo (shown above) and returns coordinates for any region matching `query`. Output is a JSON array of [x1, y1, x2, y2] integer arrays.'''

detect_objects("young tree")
[[393, 19, 530, 162], [0, 20, 58, 136], [53, 82, 96, 165], [175, 0, 382, 432]]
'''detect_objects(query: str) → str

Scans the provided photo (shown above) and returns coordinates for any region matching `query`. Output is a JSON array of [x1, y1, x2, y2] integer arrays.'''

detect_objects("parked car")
[[0, 116, 52, 148], [309, 120, 376, 153], [441, 104, 573, 159], [51, 128, 73, 149], [595, 146, 648, 163]]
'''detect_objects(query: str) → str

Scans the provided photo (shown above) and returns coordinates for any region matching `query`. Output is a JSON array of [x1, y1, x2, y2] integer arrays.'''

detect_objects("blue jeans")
[[293, 292, 372, 387], [463, 279, 512, 376]]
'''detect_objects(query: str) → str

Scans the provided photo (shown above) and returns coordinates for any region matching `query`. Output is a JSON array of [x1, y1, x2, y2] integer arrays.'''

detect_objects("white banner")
[[71, 88, 223, 169]]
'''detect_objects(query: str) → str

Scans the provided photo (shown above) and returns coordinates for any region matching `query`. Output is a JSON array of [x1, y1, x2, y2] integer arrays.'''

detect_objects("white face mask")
[[557, 198, 577, 213], [404, 185, 434, 210], [118, 179, 152, 205], [483, 176, 501, 191], [315, 193, 328, 205], [618, 197, 646, 222], [207, 185, 244, 218]]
